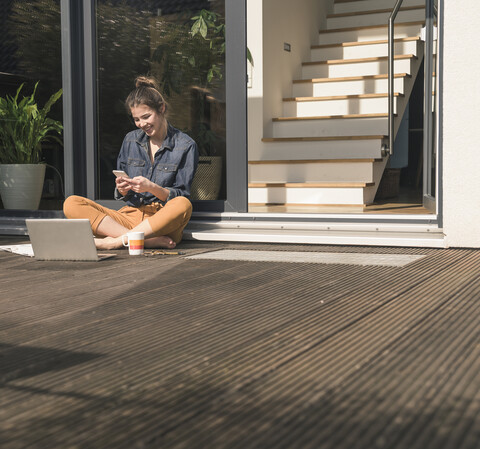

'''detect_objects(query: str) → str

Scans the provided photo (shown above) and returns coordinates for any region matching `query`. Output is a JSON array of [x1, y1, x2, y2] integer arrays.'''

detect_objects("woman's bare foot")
[[145, 236, 176, 249], [95, 235, 175, 250], [94, 236, 122, 250]]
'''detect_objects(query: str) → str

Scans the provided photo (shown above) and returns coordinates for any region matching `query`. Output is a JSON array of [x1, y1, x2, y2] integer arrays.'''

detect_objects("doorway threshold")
[[185, 212, 445, 248]]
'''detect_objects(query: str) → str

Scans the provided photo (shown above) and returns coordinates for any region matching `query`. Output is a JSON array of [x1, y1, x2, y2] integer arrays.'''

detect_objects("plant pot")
[[0, 164, 46, 210], [190, 156, 222, 201]]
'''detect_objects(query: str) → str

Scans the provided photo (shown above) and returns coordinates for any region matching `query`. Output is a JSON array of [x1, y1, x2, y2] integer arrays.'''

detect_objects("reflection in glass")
[[2, 0, 64, 209], [96, 0, 226, 201]]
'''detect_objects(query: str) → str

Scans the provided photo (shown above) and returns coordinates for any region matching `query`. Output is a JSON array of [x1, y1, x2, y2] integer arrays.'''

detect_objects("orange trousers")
[[63, 195, 192, 244]]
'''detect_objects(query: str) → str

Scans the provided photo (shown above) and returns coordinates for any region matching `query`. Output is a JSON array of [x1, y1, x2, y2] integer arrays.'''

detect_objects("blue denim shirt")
[[115, 124, 198, 207]]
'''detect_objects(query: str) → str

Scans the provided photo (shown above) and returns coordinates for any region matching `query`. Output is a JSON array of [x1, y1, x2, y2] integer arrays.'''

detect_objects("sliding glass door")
[[92, 0, 247, 212]]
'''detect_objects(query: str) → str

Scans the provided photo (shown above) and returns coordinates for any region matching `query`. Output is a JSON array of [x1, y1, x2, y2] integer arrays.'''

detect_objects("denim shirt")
[[115, 124, 198, 207]]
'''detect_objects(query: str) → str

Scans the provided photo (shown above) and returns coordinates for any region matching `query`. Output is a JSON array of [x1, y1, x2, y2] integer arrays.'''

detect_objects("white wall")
[[442, 0, 480, 247], [247, 0, 332, 160]]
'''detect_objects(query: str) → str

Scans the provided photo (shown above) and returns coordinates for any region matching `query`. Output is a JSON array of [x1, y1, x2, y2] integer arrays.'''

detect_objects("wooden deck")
[[0, 238, 479, 449]]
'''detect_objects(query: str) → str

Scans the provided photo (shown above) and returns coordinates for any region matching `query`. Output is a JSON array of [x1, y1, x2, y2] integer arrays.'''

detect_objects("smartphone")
[[112, 170, 130, 179]]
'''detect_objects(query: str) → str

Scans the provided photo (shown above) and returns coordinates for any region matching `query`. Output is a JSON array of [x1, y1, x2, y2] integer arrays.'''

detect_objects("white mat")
[[0, 244, 34, 257], [186, 250, 425, 267]]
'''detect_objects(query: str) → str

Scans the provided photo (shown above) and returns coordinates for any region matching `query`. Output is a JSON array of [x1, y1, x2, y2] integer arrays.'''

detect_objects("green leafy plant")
[[190, 9, 253, 83], [190, 9, 226, 84], [152, 9, 254, 95], [0, 82, 63, 164]]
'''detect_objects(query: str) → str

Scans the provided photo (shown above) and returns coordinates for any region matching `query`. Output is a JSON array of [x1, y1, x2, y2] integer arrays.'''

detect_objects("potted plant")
[[0, 82, 63, 210]]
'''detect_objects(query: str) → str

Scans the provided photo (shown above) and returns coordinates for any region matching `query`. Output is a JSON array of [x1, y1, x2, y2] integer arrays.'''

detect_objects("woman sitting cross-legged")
[[63, 76, 199, 250]]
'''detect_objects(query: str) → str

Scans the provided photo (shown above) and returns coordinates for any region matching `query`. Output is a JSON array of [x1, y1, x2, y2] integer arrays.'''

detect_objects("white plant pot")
[[0, 164, 46, 210]]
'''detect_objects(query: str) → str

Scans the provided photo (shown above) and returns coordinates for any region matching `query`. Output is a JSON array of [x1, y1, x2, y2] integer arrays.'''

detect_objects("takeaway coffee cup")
[[122, 231, 144, 255]]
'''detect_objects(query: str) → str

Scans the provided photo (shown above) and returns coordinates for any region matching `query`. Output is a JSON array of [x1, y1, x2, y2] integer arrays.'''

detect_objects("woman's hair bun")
[[135, 76, 159, 91], [126, 75, 167, 115]]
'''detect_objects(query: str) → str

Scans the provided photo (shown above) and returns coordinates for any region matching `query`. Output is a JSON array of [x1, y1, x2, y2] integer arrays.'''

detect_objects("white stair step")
[[318, 21, 424, 45], [248, 182, 373, 206], [260, 136, 386, 159], [311, 37, 420, 61], [327, 7, 425, 30], [248, 158, 382, 183], [283, 93, 400, 117], [272, 114, 389, 138], [292, 74, 408, 97], [302, 55, 415, 79], [334, 0, 425, 15]]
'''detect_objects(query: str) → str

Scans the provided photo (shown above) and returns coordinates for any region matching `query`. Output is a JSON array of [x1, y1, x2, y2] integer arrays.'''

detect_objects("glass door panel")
[[95, 0, 227, 204], [1, 0, 64, 210]]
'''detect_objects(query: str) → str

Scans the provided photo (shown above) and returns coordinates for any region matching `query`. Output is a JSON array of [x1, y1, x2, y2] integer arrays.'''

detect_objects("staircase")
[[248, 0, 426, 208]]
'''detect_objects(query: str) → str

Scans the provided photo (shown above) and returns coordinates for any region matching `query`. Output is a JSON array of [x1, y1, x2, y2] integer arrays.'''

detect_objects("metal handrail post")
[[388, 0, 405, 156]]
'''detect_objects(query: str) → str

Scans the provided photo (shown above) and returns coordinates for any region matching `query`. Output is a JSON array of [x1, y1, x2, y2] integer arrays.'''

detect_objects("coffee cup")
[[122, 231, 144, 255]]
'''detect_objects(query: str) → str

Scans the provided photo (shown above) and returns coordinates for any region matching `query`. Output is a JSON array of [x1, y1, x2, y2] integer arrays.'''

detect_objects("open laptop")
[[26, 219, 116, 261]]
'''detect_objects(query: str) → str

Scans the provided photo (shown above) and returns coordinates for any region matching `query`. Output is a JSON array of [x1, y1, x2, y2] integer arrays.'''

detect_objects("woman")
[[63, 76, 198, 250]]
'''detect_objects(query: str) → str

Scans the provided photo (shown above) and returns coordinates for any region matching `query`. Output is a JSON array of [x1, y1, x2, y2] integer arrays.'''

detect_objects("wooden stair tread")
[[283, 92, 402, 102], [319, 20, 425, 34], [328, 5, 425, 19], [249, 182, 375, 188], [249, 158, 382, 164], [293, 73, 410, 84], [303, 54, 416, 66], [273, 113, 391, 122], [262, 135, 386, 142], [312, 37, 420, 49]]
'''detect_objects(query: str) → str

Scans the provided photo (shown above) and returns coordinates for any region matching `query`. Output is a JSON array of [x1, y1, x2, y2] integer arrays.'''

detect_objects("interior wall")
[[247, 0, 333, 160], [442, 0, 480, 247]]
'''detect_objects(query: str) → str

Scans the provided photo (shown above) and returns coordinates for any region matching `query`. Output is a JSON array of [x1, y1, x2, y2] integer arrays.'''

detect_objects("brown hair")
[[125, 76, 168, 115]]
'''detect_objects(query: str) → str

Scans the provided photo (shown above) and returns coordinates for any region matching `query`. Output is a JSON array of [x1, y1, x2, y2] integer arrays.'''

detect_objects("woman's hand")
[[116, 175, 169, 202], [127, 176, 155, 194], [115, 176, 132, 196]]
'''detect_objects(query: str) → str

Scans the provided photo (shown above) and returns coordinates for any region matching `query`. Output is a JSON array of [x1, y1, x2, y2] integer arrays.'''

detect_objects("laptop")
[[26, 219, 116, 261]]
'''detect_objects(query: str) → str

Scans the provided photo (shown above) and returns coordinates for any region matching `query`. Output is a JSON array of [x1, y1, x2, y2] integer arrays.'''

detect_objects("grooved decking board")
[[1, 241, 479, 449]]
